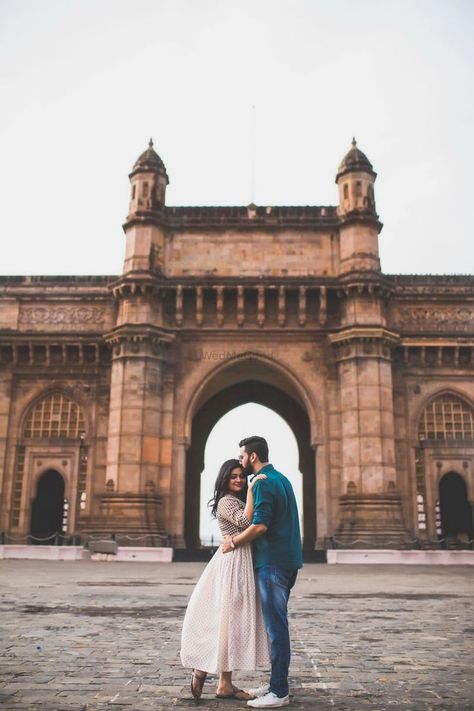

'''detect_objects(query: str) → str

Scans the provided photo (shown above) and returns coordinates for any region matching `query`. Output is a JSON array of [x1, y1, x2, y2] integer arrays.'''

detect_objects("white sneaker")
[[247, 684, 270, 698], [247, 691, 290, 708]]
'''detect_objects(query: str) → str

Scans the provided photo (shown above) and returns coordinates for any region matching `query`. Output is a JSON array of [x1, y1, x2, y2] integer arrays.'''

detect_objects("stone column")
[[330, 327, 410, 547], [0, 369, 13, 530], [424, 452, 440, 541], [158, 372, 175, 535], [86, 325, 173, 537], [169, 437, 187, 548], [315, 443, 329, 549]]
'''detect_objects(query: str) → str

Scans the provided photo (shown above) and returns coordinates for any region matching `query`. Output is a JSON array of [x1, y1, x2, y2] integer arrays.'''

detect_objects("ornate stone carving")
[[395, 306, 474, 329], [19, 305, 106, 328], [389, 276, 474, 296], [393, 285, 474, 295]]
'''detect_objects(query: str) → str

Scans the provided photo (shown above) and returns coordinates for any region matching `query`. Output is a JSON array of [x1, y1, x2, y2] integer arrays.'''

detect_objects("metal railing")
[[0, 532, 176, 547], [327, 536, 474, 550], [1, 531, 472, 550]]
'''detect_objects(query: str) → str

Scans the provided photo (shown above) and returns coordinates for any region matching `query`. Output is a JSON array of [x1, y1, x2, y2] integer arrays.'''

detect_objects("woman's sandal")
[[215, 684, 255, 700], [191, 670, 207, 700]]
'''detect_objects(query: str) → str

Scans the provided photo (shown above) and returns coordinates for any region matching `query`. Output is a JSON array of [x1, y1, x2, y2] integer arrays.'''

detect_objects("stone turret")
[[336, 137, 377, 215], [336, 139, 381, 274], [123, 139, 169, 275], [128, 138, 169, 216]]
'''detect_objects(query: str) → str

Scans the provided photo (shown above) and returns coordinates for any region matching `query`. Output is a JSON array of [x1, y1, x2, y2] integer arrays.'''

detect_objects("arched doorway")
[[30, 470, 66, 543], [415, 393, 474, 538], [199, 403, 303, 545], [439, 471, 473, 542], [185, 379, 315, 550]]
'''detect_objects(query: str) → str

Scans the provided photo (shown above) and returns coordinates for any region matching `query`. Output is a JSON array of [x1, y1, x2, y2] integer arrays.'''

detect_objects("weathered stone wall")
[[165, 229, 339, 278]]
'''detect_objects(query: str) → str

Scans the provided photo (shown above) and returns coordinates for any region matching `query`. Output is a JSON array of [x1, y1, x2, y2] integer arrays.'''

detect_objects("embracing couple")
[[181, 435, 303, 708]]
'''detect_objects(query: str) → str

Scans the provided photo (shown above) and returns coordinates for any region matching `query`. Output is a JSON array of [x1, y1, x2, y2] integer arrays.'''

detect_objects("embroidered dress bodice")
[[216, 495, 251, 538]]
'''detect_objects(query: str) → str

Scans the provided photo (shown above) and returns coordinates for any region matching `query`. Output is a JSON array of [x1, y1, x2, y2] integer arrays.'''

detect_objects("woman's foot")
[[191, 670, 207, 699], [216, 683, 255, 700]]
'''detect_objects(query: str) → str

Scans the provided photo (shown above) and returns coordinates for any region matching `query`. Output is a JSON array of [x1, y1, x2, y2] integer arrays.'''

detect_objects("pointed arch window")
[[24, 393, 86, 439], [418, 394, 474, 441]]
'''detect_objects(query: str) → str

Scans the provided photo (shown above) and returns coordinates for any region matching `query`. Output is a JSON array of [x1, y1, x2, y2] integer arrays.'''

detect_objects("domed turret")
[[122, 139, 170, 276], [336, 138, 377, 217], [336, 138, 375, 181], [335, 139, 381, 274], [128, 139, 169, 216], [131, 139, 169, 178]]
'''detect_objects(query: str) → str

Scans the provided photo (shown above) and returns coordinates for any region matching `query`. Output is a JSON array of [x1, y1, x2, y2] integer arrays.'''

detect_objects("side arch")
[[9, 389, 89, 533], [410, 389, 474, 540]]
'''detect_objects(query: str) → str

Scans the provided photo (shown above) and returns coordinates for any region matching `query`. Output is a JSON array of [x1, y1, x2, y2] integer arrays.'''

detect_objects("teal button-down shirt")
[[251, 463, 303, 570]]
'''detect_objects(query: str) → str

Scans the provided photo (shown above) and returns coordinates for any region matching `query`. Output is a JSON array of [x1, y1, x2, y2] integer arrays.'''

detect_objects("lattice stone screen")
[[24, 393, 85, 439], [418, 395, 474, 441]]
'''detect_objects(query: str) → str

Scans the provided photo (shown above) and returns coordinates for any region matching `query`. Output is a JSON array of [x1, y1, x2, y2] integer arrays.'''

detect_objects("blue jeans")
[[256, 565, 298, 698]]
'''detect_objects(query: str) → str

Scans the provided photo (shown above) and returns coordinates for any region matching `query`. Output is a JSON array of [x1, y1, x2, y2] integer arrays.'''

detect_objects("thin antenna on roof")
[[250, 104, 256, 204]]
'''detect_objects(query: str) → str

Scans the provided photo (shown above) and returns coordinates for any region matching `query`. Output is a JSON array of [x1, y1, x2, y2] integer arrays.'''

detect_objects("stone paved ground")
[[0, 560, 473, 711]]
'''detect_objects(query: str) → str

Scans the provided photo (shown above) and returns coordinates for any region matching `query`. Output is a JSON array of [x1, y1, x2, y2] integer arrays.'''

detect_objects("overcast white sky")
[[1, 0, 473, 276]]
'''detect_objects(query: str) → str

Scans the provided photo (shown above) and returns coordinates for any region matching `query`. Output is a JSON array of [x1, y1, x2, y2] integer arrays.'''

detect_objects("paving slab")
[[0, 560, 473, 710]]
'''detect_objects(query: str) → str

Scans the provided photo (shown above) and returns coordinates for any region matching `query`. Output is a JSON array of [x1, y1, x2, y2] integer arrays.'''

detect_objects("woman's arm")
[[244, 474, 267, 523], [243, 474, 266, 526], [222, 522, 268, 552]]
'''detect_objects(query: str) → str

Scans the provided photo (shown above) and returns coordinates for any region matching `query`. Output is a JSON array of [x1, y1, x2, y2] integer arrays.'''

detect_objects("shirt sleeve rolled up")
[[252, 480, 273, 527]]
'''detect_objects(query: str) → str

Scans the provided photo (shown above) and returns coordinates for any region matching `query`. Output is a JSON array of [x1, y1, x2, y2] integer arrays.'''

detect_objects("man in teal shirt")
[[222, 436, 302, 708]]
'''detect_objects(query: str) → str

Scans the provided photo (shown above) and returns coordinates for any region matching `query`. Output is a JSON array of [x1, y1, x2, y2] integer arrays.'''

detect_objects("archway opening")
[[185, 379, 315, 550], [30, 470, 66, 543], [199, 403, 303, 545], [415, 393, 474, 536], [439, 471, 473, 543]]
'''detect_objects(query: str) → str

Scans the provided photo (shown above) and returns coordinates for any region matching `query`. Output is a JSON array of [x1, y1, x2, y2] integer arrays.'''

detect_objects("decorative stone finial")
[[149, 138, 154, 149], [352, 137, 357, 148]]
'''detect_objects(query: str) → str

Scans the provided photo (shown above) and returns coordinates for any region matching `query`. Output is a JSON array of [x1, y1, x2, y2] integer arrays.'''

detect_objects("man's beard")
[[242, 461, 254, 477]]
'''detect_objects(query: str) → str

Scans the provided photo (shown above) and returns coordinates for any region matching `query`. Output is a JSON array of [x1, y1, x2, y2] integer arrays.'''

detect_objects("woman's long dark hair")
[[208, 458, 247, 518]]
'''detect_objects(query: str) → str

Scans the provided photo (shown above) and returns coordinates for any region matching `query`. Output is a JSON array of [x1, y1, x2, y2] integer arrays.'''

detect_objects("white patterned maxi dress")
[[180, 494, 270, 673]]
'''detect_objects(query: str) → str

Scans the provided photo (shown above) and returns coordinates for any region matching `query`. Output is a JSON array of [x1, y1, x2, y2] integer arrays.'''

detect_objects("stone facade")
[[0, 138, 473, 549]]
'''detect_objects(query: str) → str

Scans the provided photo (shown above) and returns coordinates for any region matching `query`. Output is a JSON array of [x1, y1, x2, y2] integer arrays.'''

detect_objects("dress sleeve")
[[217, 497, 251, 531]]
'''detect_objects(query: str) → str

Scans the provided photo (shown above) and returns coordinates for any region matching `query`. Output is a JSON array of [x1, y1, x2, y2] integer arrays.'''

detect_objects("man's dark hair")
[[239, 435, 269, 462]]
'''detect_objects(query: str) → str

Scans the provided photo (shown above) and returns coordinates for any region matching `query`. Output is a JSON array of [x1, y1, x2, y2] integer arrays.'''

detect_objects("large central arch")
[[184, 356, 317, 550]]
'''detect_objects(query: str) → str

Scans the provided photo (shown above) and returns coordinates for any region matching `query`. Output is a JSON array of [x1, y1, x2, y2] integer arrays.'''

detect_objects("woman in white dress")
[[180, 458, 269, 701]]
